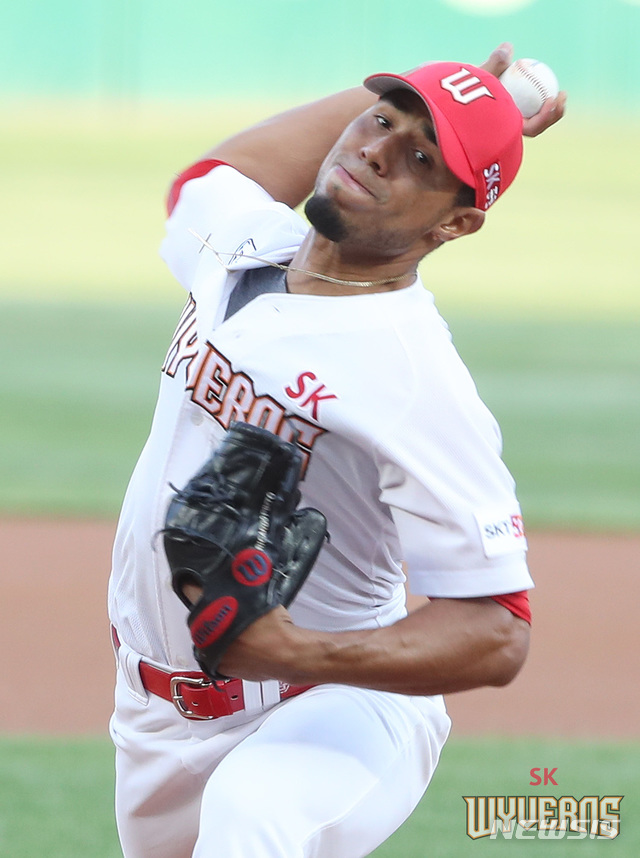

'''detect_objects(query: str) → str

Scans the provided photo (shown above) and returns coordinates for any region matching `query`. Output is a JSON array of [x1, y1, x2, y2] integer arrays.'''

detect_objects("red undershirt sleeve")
[[490, 590, 531, 624]]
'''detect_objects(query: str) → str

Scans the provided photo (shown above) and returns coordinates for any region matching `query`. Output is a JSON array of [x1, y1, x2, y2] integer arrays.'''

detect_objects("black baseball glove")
[[163, 422, 327, 680]]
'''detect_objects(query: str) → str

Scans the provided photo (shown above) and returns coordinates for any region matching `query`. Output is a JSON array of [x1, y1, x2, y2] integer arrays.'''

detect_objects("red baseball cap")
[[364, 62, 524, 210]]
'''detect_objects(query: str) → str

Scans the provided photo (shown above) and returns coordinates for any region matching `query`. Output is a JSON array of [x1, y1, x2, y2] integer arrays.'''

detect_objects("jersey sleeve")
[[375, 309, 534, 600], [160, 160, 308, 296], [166, 158, 228, 217], [380, 460, 532, 599]]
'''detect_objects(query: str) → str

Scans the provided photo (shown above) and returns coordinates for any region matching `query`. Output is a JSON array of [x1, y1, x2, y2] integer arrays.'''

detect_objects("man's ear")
[[431, 207, 485, 243]]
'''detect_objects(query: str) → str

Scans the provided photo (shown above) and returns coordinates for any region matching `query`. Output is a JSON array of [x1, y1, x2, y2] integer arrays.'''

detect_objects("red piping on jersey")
[[490, 591, 531, 624], [167, 158, 229, 216]]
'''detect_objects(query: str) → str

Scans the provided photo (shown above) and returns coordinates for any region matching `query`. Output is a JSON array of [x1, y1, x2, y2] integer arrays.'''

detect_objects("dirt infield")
[[1, 517, 637, 738]]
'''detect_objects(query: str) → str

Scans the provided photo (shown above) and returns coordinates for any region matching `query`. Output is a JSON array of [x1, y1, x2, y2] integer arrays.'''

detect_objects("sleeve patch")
[[474, 507, 527, 559]]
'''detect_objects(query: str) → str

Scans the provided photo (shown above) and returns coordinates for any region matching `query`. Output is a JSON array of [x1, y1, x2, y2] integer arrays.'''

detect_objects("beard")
[[304, 193, 348, 243]]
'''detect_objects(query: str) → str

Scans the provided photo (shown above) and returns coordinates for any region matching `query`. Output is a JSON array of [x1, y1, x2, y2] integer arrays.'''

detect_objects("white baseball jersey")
[[108, 163, 533, 671]]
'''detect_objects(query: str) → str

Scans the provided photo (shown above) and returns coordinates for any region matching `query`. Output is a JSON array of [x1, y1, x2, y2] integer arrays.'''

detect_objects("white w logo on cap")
[[440, 68, 495, 104]]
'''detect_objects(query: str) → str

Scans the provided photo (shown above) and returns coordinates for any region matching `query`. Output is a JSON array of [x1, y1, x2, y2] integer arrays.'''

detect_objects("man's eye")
[[375, 114, 391, 129], [414, 150, 430, 165]]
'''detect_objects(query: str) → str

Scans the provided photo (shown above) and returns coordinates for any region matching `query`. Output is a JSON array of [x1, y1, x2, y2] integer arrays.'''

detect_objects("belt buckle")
[[169, 674, 214, 720]]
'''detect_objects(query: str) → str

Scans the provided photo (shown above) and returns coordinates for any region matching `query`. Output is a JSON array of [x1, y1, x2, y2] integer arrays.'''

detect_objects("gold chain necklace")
[[189, 229, 409, 289]]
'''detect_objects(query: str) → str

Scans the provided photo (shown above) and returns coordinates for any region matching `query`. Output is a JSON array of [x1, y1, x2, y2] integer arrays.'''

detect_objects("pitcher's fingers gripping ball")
[[163, 422, 328, 680], [499, 58, 559, 119]]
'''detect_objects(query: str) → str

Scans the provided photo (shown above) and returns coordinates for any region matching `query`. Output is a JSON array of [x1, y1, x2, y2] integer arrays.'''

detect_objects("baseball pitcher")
[[108, 42, 565, 858]]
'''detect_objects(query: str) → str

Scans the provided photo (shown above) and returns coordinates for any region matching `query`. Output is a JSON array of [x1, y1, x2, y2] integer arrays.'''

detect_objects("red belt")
[[112, 626, 314, 721]]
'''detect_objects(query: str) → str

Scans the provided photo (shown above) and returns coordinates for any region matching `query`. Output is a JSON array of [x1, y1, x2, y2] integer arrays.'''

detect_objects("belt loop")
[[113, 632, 149, 705], [241, 680, 267, 714], [110, 625, 121, 668], [118, 643, 149, 706], [260, 679, 282, 708]]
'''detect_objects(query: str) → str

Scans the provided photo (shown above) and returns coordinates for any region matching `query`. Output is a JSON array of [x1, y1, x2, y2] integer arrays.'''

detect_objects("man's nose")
[[359, 137, 393, 175]]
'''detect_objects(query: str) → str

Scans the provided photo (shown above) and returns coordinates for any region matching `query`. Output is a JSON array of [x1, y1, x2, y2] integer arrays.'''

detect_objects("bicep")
[[206, 87, 377, 208]]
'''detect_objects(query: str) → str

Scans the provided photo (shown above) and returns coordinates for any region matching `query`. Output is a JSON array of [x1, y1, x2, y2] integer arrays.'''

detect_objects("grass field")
[[1, 736, 638, 857], [0, 301, 638, 528]]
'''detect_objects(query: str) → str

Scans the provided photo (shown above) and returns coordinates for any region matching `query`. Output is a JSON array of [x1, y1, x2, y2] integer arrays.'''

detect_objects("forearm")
[[292, 599, 529, 694], [206, 87, 378, 207], [221, 598, 530, 696]]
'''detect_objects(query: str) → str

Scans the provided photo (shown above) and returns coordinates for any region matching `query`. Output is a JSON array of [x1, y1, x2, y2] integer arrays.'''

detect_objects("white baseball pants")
[[110, 656, 451, 858]]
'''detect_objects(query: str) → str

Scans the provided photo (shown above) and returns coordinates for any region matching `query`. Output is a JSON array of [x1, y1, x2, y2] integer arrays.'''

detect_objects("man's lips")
[[333, 165, 376, 197]]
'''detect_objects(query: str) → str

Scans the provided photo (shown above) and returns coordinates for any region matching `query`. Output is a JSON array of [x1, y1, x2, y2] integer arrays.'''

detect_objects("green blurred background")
[[1, 0, 639, 529], [2, 0, 640, 108]]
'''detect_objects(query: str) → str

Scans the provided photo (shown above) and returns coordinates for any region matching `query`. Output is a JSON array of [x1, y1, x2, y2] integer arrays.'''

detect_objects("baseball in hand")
[[499, 58, 559, 119]]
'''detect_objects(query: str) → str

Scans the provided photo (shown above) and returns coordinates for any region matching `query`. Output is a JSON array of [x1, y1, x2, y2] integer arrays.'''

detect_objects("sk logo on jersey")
[[285, 371, 338, 421]]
